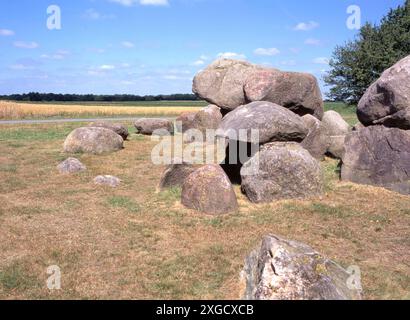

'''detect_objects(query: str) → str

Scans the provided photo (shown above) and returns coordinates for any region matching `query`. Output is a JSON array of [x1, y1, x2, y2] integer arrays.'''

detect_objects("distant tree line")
[[325, 0, 410, 104], [0, 92, 200, 102]]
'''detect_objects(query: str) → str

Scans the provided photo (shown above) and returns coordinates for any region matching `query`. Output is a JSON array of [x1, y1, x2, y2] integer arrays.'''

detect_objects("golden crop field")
[[0, 101, 203, 120]]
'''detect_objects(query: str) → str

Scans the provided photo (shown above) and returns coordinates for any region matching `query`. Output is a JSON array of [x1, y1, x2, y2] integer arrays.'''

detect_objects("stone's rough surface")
[[352, 122, 365, 131], [159, 159, 199, 190], [88, 121, 129, 140], [322, 111, 350, 136], [244, 69, 324, 119], [192, 105, 223, 132], [357, 55, 410, 127], [241, 142, 323, 203], [240, 235, 362, 300], [63, 127, 124, 154], [181, 164, 238, 214], [373, 108, 410, 130], [192, 59, 256, 110], [57, 158, 86, 174], [134, 118, 174, 136], [217, 101, 308, 144], [176, 112, 197, 133], [193, 59, 324, 118], [93, 175, 121, 188], [327, 135, 346, 159], [301, 114, 330, 160], [341, 126, 410, 195]]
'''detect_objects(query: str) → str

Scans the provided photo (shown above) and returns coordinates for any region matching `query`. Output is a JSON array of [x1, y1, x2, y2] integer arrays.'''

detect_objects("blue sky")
[[0, 0, 404, 95]]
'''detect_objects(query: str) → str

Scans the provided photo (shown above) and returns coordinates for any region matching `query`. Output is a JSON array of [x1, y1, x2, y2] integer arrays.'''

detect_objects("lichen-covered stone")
[[341, 125, 410, 195], [301, 114, 330, 160], [240, 235, 362, 300], [88, 121, 129, 140], [93, 175, 121, 188], [217, 101, 308, 145], [159, 159, 199, 190], [322, 111, 350, 136], [57, 158, 86, 174], [241, 142, 323, 203], [134, 118, 174, 136], [63, 127, 124, 154]]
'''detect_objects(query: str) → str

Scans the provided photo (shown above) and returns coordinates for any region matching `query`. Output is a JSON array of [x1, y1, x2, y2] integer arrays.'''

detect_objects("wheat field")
[[0, 101, 202, 120]]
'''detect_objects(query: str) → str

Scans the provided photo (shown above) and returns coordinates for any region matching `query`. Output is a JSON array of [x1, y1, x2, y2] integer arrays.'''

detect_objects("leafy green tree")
[[325, 0, 410, 104]]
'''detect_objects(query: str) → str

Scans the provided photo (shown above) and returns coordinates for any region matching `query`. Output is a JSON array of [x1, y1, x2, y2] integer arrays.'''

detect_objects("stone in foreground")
[[181, 164, 238, 215], [217, 101, 308, 145], [159, 159, 198, 190], [357, 55, 410, 128], [341, 126, 410, 195], [241, 142, 323, 203], [240, 235, 362, 300], [57, 158, 86, 174], [93, 175, 121, 188], [88, 121, 129, 140], [63, 127, 124, 154], [193, 58, 324, 118], [134, 118, 174, 136]]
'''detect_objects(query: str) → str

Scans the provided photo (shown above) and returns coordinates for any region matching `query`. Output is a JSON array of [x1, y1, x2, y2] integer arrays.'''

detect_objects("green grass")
[[0, 262, 40, 292], [107, 196, 141, 213]]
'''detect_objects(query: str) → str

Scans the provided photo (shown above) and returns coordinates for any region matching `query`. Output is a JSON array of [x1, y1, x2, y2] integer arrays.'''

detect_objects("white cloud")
[[109, 0, 169, 6], [99, 64, 116, 70], [313, 57, 329, 65], [293, 21, 319, 31], [254, 47, 280, 56], [192, 60, 205, 66], [217, 52, 247, 60], [9, 64, 34, 70], [83, 8, 116, 20], [305, 38, 322, 46], [199, 55, 209, 61], [121, 41, 135, 48], [0, 29, 14, 36], [13, 41, 39, 49]]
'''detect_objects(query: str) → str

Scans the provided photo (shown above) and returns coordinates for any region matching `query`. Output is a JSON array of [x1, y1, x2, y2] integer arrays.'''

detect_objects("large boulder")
[[57, 158, 86, 174], [241, 142, 323, 203], [63, 127, 123, 154], [301, 114, 330, 160], [88, 121, 129, 140], [357, 55, 410, 128], [193, 59, 324, 119], [322, 111, 350, 136], [159, 159, 198, 190], [217, 101, 308, 145], [181, 164, 238, 215], [134, 118, 174, 136], [176, 112, 197, 133], [244, 69, 324, 119], [192, 104, 223, 132], [341, 126, 410, 195], [240, 235, 362, 300]]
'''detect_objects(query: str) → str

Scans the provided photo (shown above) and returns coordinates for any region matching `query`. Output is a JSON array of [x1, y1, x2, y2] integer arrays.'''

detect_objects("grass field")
[[0, 116, 409, 300], [0, 101, 358, 123]]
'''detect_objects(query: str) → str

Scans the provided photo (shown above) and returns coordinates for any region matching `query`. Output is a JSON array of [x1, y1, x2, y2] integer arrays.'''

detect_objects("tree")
[[325, 0, 410, 104]]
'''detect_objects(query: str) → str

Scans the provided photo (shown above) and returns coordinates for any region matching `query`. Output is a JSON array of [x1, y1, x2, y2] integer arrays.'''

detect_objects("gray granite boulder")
[[93, 175, 121, 188], [159, 159, 199, 190], [193, 59, 324, 118], [341, 126, 410, 195], [240, 235, 362, 300], [88, 121, 129, 140], [301, 114, 330, 160], [63, 127, 123, 154], [217, 101, 308, 145], [357, 55, 410, 128], [241, 142, 323, 203], [322, 111, 350, 136], [134, 118, 174, 136]]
